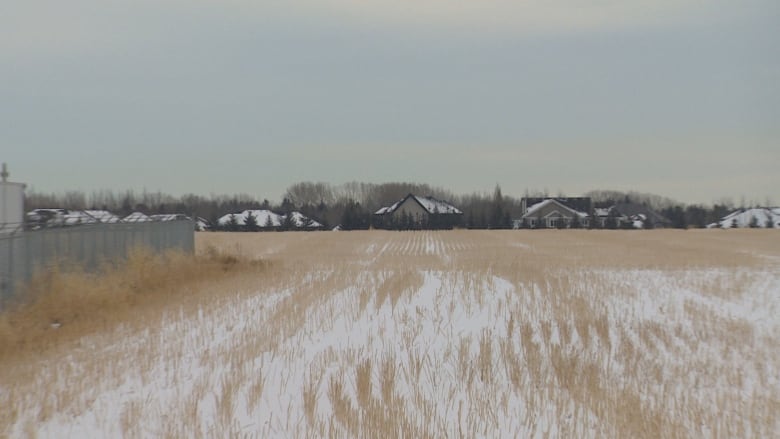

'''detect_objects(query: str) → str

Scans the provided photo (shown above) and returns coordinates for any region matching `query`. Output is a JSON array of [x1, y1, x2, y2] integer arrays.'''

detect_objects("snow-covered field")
[[2, 230, 779, 438]]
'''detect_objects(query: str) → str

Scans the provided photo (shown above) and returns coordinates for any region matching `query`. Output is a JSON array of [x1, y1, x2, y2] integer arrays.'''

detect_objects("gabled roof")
[[84, 210, 121, 223], [123, 212, 152, 222], [523, 197, 592, 214], [522, 199, 587, 218], [375, 194, 462, 215]]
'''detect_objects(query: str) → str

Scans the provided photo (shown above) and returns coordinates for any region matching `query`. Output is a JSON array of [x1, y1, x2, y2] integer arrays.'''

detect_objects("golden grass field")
[[1, 230, 779, 438]]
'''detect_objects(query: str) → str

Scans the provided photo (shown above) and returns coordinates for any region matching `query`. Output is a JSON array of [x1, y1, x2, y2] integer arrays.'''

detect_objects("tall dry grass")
[[0, 246, 267, 361], [2, 230, 779, 438]]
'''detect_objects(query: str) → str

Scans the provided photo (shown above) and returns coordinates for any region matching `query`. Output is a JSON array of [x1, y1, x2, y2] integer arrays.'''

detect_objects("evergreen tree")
[[227, 214, 239, 232], [244, 211, 258, 232], [672, 206, 688, 229], [749, 216, 759, 228], [121, 196, 133, 216], [340, 199, 369, 230], [605, 211, 618, 230], [279, 212, 296, 231], [264, 214, 275, 231], [489, 184, 505, 229]]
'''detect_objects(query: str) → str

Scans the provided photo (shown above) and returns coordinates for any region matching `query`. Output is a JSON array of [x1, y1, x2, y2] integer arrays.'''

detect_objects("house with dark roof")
[[374, 194, 463, 229], [613, 203, 671, 228], [593, 203, 671, 229]]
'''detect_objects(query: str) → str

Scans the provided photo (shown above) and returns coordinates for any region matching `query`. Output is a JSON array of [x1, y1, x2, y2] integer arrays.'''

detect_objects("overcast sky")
[[2, 0, 778, 204]]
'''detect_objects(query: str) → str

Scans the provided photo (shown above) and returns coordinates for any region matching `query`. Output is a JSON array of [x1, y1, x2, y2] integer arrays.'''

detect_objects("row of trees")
[[24, 182, 757, 231], [214, 211, 317, 232]]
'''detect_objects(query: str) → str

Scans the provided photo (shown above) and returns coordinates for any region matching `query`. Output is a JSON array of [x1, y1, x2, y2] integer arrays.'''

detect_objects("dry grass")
[[0, 246, 267, 362], [1, 230, 779, 438]]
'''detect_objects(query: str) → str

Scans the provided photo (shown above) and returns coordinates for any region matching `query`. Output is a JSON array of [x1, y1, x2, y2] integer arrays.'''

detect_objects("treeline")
[[25, 182, 742, 230]]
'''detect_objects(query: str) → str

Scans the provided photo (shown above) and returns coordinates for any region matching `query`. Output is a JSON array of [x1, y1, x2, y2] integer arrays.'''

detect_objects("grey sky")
[[2, 0, 778, 204]]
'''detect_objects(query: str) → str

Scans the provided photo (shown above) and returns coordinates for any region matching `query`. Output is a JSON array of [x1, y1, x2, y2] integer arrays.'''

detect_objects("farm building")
[[26, 209, 195, 228], [123, 212, 152, 222], [374, 194, 462, 229], [0, 163, 25, 234], [26, 209, 122, 228]]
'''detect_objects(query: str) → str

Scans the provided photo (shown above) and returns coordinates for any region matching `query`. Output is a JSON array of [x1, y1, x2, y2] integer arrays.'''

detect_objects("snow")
[[375, 194, 462, 215], [413, 195, 462, 214], [27, 209, 185, 226], [5, 233, 779, 437], [9, 267, 779, 437], [195, 217, 210, 231], [287, 211, 323, 228], [713, 208, 780, 229], [122, 212, 151, 222], [63, 210, 99, 225], [84, 210, 120, 223], [218, 209, 282, 227], [149, 214, 190, 222], [524, 199, 588, 218], [216, 210, 322, 228]]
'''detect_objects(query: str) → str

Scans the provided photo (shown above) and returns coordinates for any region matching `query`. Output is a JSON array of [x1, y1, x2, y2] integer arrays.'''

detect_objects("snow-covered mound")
[[217, 210, 322, 229], [217, 210, 282, 227], [710, 208, 780, 229], [286, 211, 323, 228]]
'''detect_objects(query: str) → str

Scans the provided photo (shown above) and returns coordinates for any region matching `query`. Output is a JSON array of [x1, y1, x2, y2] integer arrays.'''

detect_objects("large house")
[[517, 197, 672, 229], [517, 198, 589, 229], [520, 197, 592, 215], [374, 194, 462, 229], [610, 203, 671, 229]]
